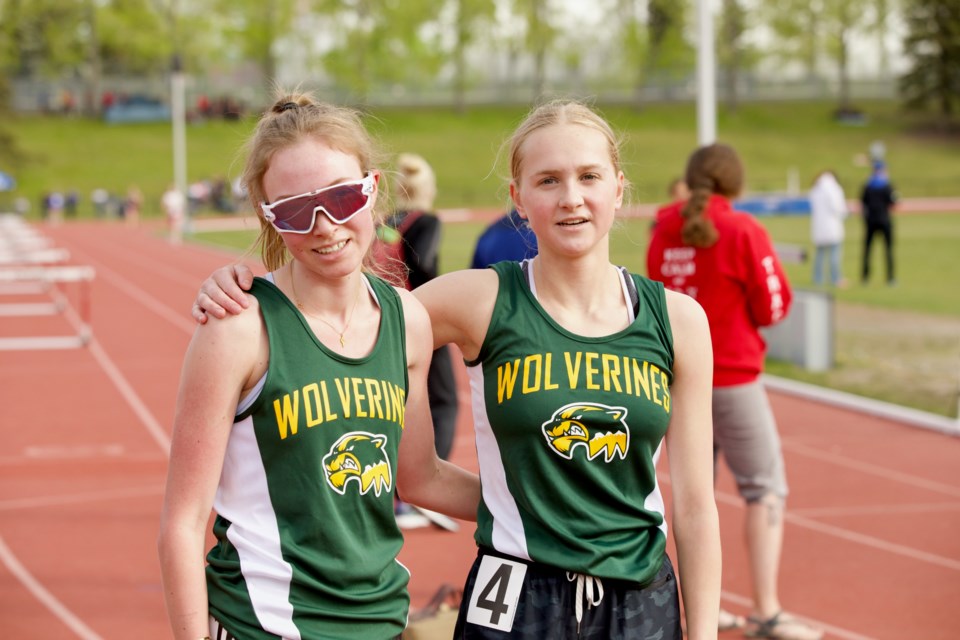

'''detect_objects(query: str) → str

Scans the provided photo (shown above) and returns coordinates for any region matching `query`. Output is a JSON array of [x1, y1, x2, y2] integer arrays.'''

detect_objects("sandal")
[[718, 608, 746, 632], [745, 611, 824, 640]]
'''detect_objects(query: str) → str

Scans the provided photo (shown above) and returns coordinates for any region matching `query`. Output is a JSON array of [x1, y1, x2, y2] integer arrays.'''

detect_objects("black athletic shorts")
[[453, 546, 681, 639]]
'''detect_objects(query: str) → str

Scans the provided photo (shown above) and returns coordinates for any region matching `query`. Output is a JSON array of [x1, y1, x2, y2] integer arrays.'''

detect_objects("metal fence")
[[10, 73, 899, 116]]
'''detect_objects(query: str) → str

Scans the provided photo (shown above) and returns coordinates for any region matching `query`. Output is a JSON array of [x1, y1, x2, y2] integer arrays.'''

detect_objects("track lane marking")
[[0, 535, 104, 640]]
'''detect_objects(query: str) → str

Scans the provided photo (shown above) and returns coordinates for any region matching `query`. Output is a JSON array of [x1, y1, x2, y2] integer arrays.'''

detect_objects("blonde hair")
[[242, 90, 388, 271], [392, 153, 436, 211], [680, 143, 744, 248], [508, 100, 624, 185]]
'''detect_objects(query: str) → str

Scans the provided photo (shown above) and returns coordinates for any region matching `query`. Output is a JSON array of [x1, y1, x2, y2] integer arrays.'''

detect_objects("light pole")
[[696, 0, 716, 146], [171, 54, 188, 229]]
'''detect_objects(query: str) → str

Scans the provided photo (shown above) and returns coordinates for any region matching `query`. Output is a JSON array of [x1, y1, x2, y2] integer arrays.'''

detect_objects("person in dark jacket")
[[469, 209, 538, 268], [860, 160, 898, 285]]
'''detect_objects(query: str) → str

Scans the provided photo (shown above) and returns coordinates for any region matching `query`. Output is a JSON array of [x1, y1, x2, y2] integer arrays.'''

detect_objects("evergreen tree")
[[900, 0, 960, 121]]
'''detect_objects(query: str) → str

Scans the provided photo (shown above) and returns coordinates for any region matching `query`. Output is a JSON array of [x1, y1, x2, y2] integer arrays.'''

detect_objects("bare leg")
[[746, 493, 783, 619]]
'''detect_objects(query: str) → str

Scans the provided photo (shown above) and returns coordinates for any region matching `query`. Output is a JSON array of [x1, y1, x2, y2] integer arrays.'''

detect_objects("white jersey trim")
[[214, 414, 302, 639], [645, 440, 668, 537], [466, 364, 531, 560]]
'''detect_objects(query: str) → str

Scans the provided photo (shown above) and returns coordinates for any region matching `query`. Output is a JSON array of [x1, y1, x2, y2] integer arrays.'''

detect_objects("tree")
[[760, 0, 822, 79], [511, 0, 560, 100], [762, 0, 872, 113], [718, 0, 753, 111], [313, 0, 441, 104], [614, 0, 692, 107], [0, 0, 88, 80], [900, 0, 960, 121], [0, 1, 29, 169], [646, 0, 693, 94], [447, 0, 496, 113], [871, 0, 896, 78], [616, 0, 648, 104], [211, 0, 298, 95]]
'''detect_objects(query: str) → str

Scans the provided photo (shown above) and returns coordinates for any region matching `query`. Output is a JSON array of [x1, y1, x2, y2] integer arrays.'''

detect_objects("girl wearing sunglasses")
[[158, 92, 480, 640], [191, 101, 720, 640]]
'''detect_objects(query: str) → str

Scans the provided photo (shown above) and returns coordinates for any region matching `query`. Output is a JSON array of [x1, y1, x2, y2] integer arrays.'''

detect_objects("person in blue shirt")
[[469, 209, 538, 268]]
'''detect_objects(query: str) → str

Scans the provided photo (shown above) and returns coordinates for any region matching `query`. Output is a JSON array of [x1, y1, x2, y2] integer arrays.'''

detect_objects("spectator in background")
[[651, 177, 692, 232], [809, 170, 848, 288], [162, 184, 187, 245], [91, 188, 110, 217], [65, 190, 79, 219], [469, 209, 538, 268], [648, 143, 823, 640], [45, 191, 65, 225], [860, 160, 898, 286], [666, 176, 690, 203], [379, 152, 460, 531], [124, 185, 143, 226], [13, 196, 30, 217]]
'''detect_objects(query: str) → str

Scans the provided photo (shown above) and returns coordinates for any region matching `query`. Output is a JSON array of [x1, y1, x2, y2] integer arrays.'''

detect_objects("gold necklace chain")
[[289, 263, 362, 348]]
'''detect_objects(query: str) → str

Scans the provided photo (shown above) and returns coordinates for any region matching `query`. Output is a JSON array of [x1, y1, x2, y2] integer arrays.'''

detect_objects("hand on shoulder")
[[413, 268, 499, 357]]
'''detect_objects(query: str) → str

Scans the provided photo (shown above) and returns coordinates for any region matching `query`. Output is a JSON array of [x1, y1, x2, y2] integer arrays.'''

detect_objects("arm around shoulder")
[[394, 289, 480, 521], [412, 268, 499, 358]]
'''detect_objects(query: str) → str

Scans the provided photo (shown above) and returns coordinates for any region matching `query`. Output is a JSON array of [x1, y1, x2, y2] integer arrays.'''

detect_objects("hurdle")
[[0, 264, 95, 350]]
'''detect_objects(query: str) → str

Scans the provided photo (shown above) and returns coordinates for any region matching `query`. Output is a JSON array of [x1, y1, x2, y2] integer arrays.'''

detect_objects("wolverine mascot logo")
[[542, 402, 630, 462], [322, 432, 393, 496]]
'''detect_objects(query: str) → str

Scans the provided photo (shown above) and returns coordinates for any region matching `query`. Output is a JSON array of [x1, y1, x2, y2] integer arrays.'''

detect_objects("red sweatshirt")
[[646, 195, 792, 387]]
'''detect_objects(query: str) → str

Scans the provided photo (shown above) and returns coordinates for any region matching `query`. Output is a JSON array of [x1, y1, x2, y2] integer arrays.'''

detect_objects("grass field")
[[196, 211, 960, 317], [4, 100, 959, 219]]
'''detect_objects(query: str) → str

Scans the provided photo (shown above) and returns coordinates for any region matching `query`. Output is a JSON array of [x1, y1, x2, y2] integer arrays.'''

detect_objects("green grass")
[[756, 212, 960, 317], [190, 211, 960, 317], [3, 100, 959, 218]]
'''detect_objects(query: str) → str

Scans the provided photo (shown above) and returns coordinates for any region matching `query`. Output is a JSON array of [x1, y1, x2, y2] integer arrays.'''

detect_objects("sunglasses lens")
[[317, 183, 368, 222], [271, 199, 316, 232], [266, 179, 370, 232]]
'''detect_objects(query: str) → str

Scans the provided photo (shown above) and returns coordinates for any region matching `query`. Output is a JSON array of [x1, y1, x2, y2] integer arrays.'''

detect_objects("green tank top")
[[206, 274, 410, 640], [467, 261, 674, 584]]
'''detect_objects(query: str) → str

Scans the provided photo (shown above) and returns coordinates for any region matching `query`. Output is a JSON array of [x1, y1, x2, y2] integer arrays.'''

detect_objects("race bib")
[[464, 554, 528, 631]]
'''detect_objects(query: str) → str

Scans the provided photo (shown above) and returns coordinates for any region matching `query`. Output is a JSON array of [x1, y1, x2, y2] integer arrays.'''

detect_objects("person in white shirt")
[[808, 170, 848, 287], [161, 185, 187, 245]]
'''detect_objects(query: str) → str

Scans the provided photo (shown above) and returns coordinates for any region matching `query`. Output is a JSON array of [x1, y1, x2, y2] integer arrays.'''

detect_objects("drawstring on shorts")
[[566, 571, 604, 632]]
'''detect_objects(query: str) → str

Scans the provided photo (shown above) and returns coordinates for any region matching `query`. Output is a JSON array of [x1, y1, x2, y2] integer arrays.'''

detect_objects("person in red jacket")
[[648, 144, 823, 640]]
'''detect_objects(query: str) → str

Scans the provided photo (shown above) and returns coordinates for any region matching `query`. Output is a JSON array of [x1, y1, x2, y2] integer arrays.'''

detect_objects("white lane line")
[[0, 485, 163, 511], [70, 236, 243, 289], [712, 488, 960, 571], [659, 472, 960, 573], [23, 444, 125, 459], [782, 440, 960, 497], [58, 291, 170, 454], [0, 535, 104, 640], [87, 338, 171, 454], [0, 452, 164, 466], [65, 250, 197, 335], [786, 509, 960, 571], [792, 501, 960, 518]]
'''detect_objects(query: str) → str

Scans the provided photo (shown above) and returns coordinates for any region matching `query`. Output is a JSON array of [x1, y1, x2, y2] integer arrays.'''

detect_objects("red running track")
[[1, 220, 958, 639]]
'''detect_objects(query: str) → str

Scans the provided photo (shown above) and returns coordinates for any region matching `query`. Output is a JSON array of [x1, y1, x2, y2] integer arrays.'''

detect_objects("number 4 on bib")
[[465, 555, 527, 631]]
